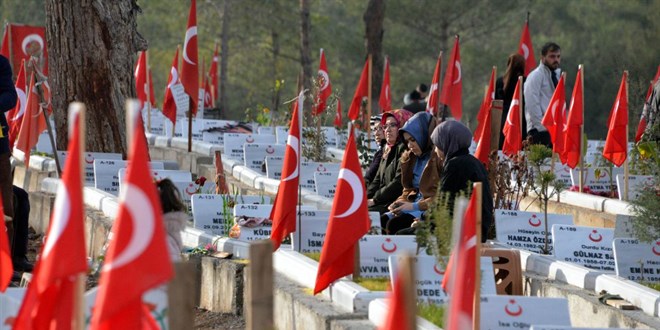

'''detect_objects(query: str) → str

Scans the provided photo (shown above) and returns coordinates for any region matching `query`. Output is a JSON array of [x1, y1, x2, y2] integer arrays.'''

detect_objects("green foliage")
[[353, 277, 390, 291], [418, 303, 445, 328], [630, 186, 660, 243], [303, 252, 320, 262], [416, 192, 457, 267]]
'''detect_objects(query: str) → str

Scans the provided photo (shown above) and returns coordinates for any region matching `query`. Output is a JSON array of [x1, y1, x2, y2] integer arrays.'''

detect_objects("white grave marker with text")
[[551, 224, 615, 272]]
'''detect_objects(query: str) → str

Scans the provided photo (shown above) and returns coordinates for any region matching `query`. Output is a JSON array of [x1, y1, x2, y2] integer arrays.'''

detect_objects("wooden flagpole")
[[366, 54, 372, 141], [578, 65, 584, 193], [473, 182, 482, 330], [145, 51, 152, 132], [7, 24, 14, 76], [518, 76, 523, 157], [399, 253, 417, 330], [624, 70, 629, 201], [71, 102, 86, 330]]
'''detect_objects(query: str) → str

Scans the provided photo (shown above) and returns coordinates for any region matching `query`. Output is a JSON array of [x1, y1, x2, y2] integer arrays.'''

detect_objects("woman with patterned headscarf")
[[367, 109, 413, 214], [364, 115, 385, 186], [381, 112, 441, 234]]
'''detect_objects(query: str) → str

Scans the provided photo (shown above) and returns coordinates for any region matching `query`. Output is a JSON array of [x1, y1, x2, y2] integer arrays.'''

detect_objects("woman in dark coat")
[[367, 109, 413, 214]]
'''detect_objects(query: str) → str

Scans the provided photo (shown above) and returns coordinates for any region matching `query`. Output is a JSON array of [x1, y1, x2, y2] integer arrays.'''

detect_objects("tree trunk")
[[364, 0, 385, 112], [271, 29, 281, 114], [219, 0, 232, 119], [45, 0, 146, 155], [299, 0, 312, 124]]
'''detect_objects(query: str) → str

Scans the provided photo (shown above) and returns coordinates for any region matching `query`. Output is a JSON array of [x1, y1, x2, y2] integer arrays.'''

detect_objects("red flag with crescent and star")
[[602, 71, 628, 167], [635, 66, 660, 142], [348, 59, 369, 121], [426, 53, 442, 116], [180, 0, 199, 114], [378, 56, 391, 113], [134, 51, 149, 112], [3, 23, 48, 75], [473, 67, 496, 144], [314, 49, 332, 115], [91, 100, 173, 329], [502, 78, 523, 158], [314, 127, 370, 294], [518, 21, 536, 77], [563, 66, 584, 169], [209, 42, 219, 102], [162, 47, 180, 126], [269, 91, 303, 250], [14, 103, 88, 328], [334, 99, 343, 127], [14, 72, 46, 168], [440, 36, 462, 120], [5, 60, 26, 151], [541, 74, 567, 163]]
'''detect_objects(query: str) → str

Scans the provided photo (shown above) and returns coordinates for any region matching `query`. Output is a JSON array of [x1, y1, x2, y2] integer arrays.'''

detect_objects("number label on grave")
[[613, 238, 660, 282], [551, 224, 615, 272], [495, 209, 573, 254]]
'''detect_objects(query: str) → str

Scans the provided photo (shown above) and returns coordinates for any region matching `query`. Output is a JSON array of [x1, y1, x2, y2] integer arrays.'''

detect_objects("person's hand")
[[389, 202, 413, 215], [367, 199, 375, 207], [411, 220, 420, 228]]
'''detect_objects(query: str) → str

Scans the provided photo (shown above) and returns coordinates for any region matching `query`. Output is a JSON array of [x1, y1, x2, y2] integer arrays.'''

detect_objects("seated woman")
[[381, 112, 440, 234], [367, 109, 412, 214], [364, 115, 385, 187], [157, 178, 189, 261], [431, 120, 494, 241]]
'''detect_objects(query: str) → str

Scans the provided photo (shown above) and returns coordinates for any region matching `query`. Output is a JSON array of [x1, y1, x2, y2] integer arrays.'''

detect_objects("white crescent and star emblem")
[[521, 44, 530, 60], [183, 26, 198, 65], [453, 61, 461, 84], [12, 87, 27, 121], [168, 68, 179, 88], [42, 183, 71, 257], [506, 100, 519, 126], [282, 135, 299, 181], [318, 69, 330, 91], [21, 34, 44, 55], [334, 168, 363, 218], [102, 183, 155, 271]]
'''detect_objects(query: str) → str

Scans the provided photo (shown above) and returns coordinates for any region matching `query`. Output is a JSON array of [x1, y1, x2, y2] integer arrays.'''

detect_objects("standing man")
[[0, 54, 18, 247], [524, 42, 561, 147]]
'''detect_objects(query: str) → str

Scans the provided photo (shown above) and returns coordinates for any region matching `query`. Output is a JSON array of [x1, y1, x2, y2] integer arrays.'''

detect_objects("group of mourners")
[[364, 110, 493, 242]]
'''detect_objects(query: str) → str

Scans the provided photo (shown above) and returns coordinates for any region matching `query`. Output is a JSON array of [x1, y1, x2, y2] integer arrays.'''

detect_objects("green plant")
[[418, 303, 445, 328], [526, 144, 567, 254], [416, 192, 456, 268], [354, 277, 390, 291]]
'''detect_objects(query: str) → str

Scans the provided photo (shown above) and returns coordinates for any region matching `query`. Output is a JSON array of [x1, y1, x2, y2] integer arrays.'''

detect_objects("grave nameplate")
[[531, 326, 629, 330], [299, 162, 341, 190], [388, 255, 497, 304], [275, 126, 289, 144], [292, 211, 383, 252], [94, 160, 164, 195], [243, 143, 286, 171], [613, 238, 660, 283], [258, 126, 274, 135], [358, 236, 419, 278], [551, 224, 615, 272], [192, 194, 269, 236], [495, 209, 573, 254], [314, 171, 339, 198], [265, 156, 284, 179], [616, 174, 655, 201], [570, 167, 624, 193], [480, 295, 571, 330], [58, 151, 122, 185], [223, 133, 275, 161]]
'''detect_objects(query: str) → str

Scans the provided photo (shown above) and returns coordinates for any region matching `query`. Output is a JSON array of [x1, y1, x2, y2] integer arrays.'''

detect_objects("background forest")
[[2, 0, 659, 139]]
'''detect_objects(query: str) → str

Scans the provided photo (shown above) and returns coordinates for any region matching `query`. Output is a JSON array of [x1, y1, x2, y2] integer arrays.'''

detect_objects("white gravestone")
[[94, 160, 164, 196], [275, 126, 289, 144], [223, 133, 275, 161], [321, 126, 337, 145], [480, 295, 571, 330], [192, 194, 269, 236], [613, 238, 660, 283], [84, 287, 168, 329], [616, 174, 655, 201], [58, 151, 122, 186], [258, 126, 274, 135], [358, 236, 420, 278], [243, 143, 286, 172], [314, 171, 339, 198], [388, 255, 497, 304], [570, 167, 623, 193], [531, 326, 630, 330], [177, 118, 204, 140], [551, 224, 615, 272], [291, 211, 381, 253], [495, 209, 573, 254], [299, 162, 341, 190], [264, 156, 284, 179]]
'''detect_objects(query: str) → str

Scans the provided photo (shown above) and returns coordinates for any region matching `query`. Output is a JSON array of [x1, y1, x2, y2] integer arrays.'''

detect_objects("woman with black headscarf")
[[431, 120, 493, 242]]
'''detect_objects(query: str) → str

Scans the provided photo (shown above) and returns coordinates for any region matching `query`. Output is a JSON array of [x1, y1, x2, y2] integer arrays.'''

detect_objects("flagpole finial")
[[526, 11, 531, 22]]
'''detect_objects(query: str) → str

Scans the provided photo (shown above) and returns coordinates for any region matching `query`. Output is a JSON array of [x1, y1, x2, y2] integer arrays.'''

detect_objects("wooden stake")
[[366, 54, 372, 141], [70, 102, 86, 330], [187, 97, 193, 152], [490, 100, 503, 152], [398, 253, 417, 330], [246, 240, 274, 330], [578, 65, 584, 193], [518, 76, 523, 157], [624, 70, 629, 201], [145, 51, 152, 132], [353, 243, 361, 278], [168, 262, 198, 330]]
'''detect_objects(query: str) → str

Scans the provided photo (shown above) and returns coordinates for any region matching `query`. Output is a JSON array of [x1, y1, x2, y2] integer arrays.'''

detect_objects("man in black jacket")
[[0, 54, 18, 251]]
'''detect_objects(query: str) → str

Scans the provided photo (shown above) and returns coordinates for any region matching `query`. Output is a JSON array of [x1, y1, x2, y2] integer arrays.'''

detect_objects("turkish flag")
[[314, 127, 370, 294], [314, 49, 332, 115], [348, 59, 369, 121], [473, 100, 492, 168], [0, 192, 12, 292], [474, 67, 496, 143], [635, 66, 660, 143], [380, 268, 413, 330], [91, 101, 173, 329], [180, 0, 199, 114], [603, 71, 628, 167], [426, 53, 442, 116], [148, 68, 156, 108], [378, 56, 391, 113], [502, 78, 523, 158], [14, 104, 87, 328], [7, 24, 48, 75], [270, 91, 303, 250], [5, 60, 26, 151], [162, 47, 180, 126], [134, 51, 149, 111], [443, 187, 480, 330], [203, 76, 214, 109], [0, 27, 8, 59], [541, 74, 567, 162], [563, 66, 584, 169], [14, 72, 46, 168], [334, 99, 342, 127], [440, 36, 462, 120], [518, 21, 536, 77], [209, 42, 219, 102]]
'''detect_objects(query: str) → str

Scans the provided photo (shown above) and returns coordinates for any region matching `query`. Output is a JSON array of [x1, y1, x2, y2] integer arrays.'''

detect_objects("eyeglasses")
[[383, 123, 398, 130]]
